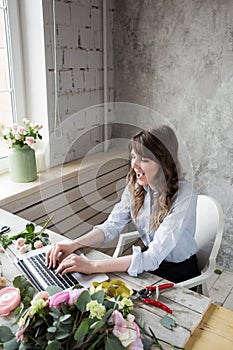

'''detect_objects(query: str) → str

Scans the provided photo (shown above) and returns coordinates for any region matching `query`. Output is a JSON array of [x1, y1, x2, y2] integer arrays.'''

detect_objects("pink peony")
[[49, 288, 85, 308]]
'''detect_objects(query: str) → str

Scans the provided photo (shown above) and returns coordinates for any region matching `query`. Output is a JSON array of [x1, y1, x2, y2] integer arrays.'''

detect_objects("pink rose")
[[67, 288, 86, 306], [32, 291, 49, 302], [109, 310, 126, 333], [49, 290, 70, 308], [18, 246, 28, 254], [109, 310, 143, 349], [131, 322, 144, 350], [34, 240, 43, 249], [0, 277, 7, 287], [49, 288, 85, 308], [16, 324, 25, 342], [14, 134, 21, 140], [25, 136, 35, 146], [16, 237, 26, 248], [17, 126, 27, 135], [0, 287, 21, 316]]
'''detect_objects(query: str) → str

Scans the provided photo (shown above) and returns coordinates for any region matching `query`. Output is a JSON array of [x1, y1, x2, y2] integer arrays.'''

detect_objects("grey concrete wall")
[[113, 0, 233, 270]]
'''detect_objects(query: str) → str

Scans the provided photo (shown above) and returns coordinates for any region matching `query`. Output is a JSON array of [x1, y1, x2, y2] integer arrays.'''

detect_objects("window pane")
[[0, 91, 12, 124], [0, 7, 10, 91]]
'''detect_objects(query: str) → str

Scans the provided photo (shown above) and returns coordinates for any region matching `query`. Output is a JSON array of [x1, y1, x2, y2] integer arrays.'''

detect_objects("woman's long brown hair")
[[127, 125, 181, 230]]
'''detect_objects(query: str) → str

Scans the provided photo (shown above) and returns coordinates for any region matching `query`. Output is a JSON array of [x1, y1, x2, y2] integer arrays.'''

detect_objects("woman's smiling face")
[[131, 149, 160, 190]]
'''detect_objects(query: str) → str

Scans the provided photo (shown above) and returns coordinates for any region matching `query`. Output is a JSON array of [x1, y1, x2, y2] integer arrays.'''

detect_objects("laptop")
[[6, 243, 109, 291]]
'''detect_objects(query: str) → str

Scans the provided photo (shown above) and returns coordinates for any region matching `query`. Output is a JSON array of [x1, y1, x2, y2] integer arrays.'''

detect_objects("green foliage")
[[0, 215, 54, 250], [160, 315, 176, 330], [0, 275, 182, 350], [13, 275, 37, 313]]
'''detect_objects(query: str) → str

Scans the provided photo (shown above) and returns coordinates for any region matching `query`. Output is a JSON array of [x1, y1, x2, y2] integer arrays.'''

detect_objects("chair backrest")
[[195, 195, 224, 271]]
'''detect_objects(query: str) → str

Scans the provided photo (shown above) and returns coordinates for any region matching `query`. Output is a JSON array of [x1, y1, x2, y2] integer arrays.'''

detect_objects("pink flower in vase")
[[25, 137, 35, 146]]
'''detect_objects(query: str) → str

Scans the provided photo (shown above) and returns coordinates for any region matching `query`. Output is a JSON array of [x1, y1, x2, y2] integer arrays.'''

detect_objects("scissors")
[[133, 282, 174, 314], [0, 226, 11, 235]]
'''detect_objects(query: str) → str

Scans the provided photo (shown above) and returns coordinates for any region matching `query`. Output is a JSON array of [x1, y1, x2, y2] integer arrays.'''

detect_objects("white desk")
[[1, 209, 231, 349]]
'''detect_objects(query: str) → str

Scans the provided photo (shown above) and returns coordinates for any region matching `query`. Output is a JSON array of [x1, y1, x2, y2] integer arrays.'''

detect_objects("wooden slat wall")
[[2, 158, 129, 246]]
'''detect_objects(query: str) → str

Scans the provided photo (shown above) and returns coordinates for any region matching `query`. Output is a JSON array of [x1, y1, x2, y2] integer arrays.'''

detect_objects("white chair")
[[113, 195, 224, 296]]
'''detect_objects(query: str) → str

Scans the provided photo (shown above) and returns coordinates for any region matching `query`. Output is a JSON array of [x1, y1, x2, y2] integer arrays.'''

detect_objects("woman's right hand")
[[45, 241, 78, 269]]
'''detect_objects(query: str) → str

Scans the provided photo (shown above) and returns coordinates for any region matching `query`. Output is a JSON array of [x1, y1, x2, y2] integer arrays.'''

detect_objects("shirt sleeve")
[[94, 184, 132, 243], [128, 182, 198, 276]]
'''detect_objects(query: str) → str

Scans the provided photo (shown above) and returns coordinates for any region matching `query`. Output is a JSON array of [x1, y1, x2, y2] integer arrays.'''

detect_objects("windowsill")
[[0, 147, 128, 207]]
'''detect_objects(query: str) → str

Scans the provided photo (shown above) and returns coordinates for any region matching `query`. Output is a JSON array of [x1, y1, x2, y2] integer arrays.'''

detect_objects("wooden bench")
[[1, 148, 130, 254]]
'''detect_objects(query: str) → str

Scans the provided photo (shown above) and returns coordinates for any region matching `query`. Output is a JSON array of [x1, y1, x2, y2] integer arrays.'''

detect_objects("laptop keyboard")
[[28, 252, 78, 290]]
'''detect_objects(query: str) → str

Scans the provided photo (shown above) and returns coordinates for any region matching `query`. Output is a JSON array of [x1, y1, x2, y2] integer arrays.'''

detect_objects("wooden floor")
[[207, 267, 233, 311]]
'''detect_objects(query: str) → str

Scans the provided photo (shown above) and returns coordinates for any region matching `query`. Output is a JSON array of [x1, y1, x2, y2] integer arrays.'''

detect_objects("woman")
[[46, 125, 200, 284]]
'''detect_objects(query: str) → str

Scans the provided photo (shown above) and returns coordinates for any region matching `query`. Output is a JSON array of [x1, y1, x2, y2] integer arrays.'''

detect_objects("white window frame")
[[0, 0, 26, 173], [0, 0, 50, 174]]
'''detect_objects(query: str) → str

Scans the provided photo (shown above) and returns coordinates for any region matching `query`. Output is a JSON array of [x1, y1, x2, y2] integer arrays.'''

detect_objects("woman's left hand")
[[55, 253, 94, 275]]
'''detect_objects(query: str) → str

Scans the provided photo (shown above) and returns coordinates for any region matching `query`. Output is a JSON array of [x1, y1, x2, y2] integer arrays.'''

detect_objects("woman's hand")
[[46, 241, 78, 269], [55, 253, 94, 275]]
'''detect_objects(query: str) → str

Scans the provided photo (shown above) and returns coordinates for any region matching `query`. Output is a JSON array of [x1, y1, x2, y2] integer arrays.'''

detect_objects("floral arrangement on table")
[[0, 216, 53, 254], [0, 276, 182, 350], [0, 118, 43, 149]]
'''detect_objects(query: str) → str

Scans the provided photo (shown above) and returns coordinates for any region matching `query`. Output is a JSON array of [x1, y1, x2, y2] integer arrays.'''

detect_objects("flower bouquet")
[[0, 118, 43, 149], [0, 118, 43, 182], [0, 277, 182, 350]]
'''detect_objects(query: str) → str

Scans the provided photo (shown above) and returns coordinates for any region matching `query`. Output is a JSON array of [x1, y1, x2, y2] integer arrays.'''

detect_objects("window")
[[0, 0, 25, 172], [0, 0, 15, 124]]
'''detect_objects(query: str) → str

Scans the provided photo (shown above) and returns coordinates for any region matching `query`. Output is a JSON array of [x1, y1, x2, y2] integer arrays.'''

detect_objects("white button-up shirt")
[[95, 179, 199, 276]]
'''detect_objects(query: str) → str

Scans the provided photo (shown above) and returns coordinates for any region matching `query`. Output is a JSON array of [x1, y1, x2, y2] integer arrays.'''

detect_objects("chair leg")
[[201, 283, 209, 297]]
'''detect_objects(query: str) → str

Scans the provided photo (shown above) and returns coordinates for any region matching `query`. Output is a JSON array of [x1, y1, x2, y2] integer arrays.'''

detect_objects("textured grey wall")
[[113, 0, 233, 270]]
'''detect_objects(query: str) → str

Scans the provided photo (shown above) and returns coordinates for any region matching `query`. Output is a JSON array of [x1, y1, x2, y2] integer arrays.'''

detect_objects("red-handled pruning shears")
[[134, 283, 174, 314]]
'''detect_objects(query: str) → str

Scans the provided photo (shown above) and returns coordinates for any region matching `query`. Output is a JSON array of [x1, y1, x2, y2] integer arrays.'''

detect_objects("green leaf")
[[60, 302, 70, 315], [160, 315, 176, 330], [76, 290, 91, 312], [91, 290, 105, 304], [2, 337, 19, 350], [0, 326, 14, 342], [141, 336, 153, 350], [50, 306, 62, 317], [60, 314, 71, 323], [47, 326, 57, 333], [105, 334, 125, 350], [103, 308, 114, 322], [74, 318, 90, 341], [103, 299, 117, 310], [26, 223, 35, 233], [214, 269, 222, 275], [55, 332, 70, 340], [46, 285, 63, 296], [45, 340, 61, 350], [91, 319, 106, 332]]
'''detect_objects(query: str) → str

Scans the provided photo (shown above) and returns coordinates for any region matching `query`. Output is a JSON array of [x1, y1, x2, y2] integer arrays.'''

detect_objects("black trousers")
[[149, 254, 200, 285]]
